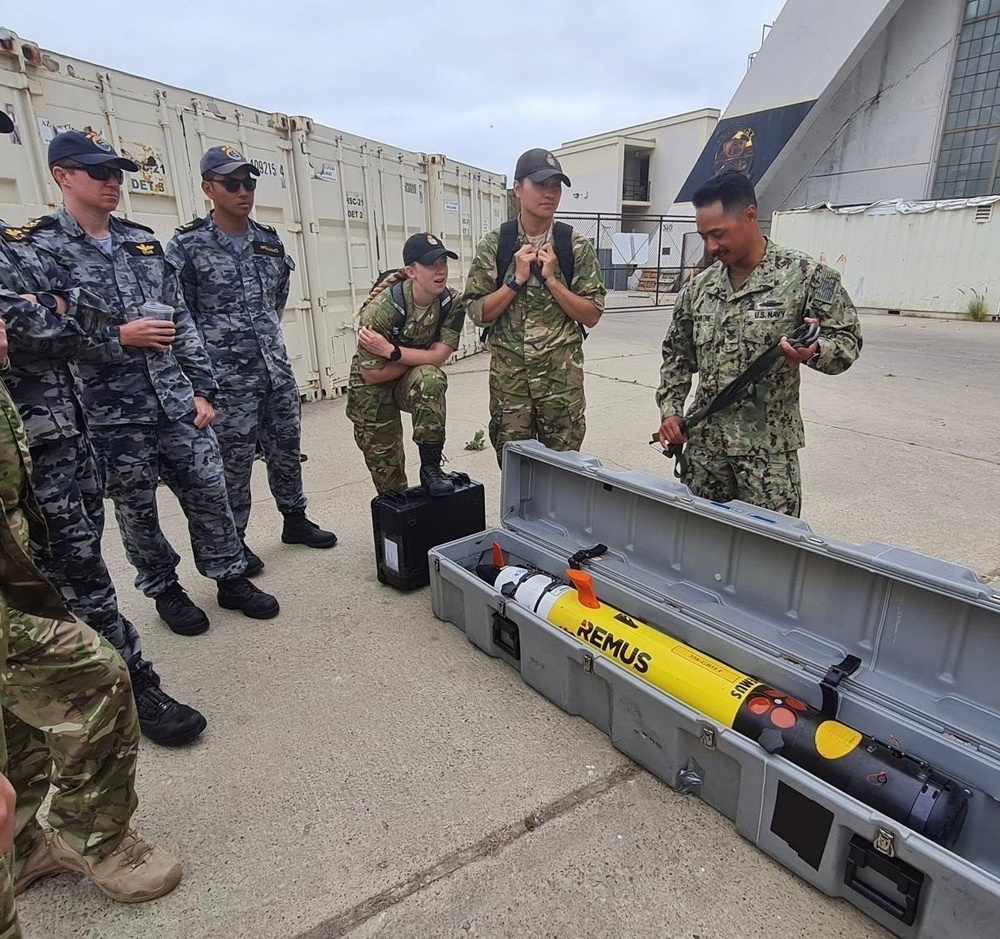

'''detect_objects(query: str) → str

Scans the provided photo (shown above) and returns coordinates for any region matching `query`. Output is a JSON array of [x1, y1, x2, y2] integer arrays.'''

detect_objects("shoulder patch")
[[1, 216, 55, 241], [116, 216, 155, 235], [124, 240, 164, 258], [813, 267, 841, 305], [175, 216, 207, 234]]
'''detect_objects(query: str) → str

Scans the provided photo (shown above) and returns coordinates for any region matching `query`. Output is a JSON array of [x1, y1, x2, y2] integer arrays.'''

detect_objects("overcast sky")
[[6, 1, 786, 175]]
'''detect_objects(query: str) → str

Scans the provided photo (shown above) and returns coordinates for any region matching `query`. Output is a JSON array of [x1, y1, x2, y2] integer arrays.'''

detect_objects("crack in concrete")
[[294, 763, 639, 938], [584, 369, 659, 390]]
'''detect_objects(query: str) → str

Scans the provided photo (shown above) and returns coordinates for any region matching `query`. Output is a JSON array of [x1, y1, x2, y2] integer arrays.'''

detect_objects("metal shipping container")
[[0, 27, 508, 397], [771, 198, 1000, 318]]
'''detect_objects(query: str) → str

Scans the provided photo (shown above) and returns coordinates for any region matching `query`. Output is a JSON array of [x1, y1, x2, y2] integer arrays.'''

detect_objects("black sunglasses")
[[67, 163, 124, 184], [212, 176, 257, 193]]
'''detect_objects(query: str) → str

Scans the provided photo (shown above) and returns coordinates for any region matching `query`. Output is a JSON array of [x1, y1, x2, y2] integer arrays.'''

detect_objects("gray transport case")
[[428, 442, 1000, 939]]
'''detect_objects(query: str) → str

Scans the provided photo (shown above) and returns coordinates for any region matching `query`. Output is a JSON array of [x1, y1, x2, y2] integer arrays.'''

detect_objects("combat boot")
[[243, 541, 264, 577], [217, 575, 280, 618], [48, 828, 183, 903], [418, 442, 455, 498], [14, 830, 68, 896], [281, 510, 338, 548], [154, 583, 209, 635], [129, 656, 207, 747]]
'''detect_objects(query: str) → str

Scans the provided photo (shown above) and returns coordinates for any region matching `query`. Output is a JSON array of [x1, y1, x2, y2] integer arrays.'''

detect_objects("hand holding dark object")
[[780, 317, 821, 363], [658, 415, 688, 447]]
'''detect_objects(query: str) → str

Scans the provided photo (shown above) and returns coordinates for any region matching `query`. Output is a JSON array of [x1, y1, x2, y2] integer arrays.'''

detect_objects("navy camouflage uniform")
[[26, 206, 248, 597], [656, 240, 863, 516], [0, 224, 143, 660], [165, 215, 307, 537]]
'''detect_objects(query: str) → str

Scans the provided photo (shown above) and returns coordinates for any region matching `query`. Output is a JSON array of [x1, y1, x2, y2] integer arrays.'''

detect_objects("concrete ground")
[[16, 310, 999, 938]]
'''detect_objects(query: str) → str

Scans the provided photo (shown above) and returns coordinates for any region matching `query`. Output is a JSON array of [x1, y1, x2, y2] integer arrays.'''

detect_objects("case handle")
[[844, 834, 923, 926]]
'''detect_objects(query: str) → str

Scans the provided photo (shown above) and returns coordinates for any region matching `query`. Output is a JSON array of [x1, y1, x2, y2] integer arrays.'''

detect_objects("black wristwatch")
[[389, 344, 402, 362], [36, 292, 59, 313], [504, 274, 526, 293]]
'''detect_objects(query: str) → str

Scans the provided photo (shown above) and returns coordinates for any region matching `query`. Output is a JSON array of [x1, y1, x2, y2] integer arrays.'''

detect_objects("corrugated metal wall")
[[0, 30, 508, 397], [771, 200, 1000, 317]]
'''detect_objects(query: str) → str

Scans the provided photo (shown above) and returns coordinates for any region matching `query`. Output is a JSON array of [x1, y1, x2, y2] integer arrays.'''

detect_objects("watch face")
[[38, 293, 57, 311]]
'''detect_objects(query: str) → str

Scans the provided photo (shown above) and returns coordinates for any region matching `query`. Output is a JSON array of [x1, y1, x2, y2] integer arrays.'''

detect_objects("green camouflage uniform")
[[656, 240, 862, 516], [0, 603, 15, 938], [464, 220, 606, 465], [0, 372, 139, 906], [346, 279, 466, 493]]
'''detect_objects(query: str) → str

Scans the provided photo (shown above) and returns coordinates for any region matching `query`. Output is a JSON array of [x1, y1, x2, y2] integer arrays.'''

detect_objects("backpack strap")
[[552, 221, 575, 286], [487, 219, 583, 342], [552, 221, 587, 340], [493, 219, 520, 289], [389, 281, 451, 347], [389, 280, 408, 344]]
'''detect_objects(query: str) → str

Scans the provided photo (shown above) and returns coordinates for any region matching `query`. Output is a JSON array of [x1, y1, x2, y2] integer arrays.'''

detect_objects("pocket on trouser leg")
[[683, 449, 739, 504], [353, 422, 407, 494], [536, 386, 585, 452], [742, 451, 801, 517]]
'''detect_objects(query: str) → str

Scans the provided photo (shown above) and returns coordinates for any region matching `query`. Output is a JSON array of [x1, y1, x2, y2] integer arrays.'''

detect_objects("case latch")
[[844, 833, 924, 926], [700, 726, 717, 750], [873, 827, 896, 858], [820, 654, 862, 718]]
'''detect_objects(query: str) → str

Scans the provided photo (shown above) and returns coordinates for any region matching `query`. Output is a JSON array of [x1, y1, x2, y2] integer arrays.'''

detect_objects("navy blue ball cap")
[[403, 232, 458, 266], [514, 148, 571, 186], [0, 111, 13, 134], [47, 130, 139, 170], [200, 145, 259, 177]]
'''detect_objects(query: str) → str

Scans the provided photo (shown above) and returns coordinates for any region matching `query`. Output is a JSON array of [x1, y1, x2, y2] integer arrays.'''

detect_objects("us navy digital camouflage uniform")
[[656, 240, 863, 516], [26, 206, 247, 597], [464, 221, 605, 465], [345, 277, 466, 493], [165, 215, 307, 536], [0, 224, 142, 661], [0, 373, 140, 897]]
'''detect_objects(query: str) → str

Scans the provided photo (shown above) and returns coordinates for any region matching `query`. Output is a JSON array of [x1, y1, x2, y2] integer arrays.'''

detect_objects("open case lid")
[[499, 442, 1000, 758]]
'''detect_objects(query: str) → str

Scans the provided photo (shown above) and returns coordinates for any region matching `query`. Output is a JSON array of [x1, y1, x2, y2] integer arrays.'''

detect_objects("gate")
[[557, 213, 707, 310]]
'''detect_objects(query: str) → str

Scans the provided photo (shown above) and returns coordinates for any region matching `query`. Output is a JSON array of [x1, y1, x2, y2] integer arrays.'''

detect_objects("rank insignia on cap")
[[84, 130, 112, 152], [545, 152, 556, 166], [426, 235, 438, 245]]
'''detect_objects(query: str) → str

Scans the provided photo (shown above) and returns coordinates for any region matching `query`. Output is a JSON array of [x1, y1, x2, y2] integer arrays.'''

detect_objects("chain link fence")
[[558, 213, 708, 310]]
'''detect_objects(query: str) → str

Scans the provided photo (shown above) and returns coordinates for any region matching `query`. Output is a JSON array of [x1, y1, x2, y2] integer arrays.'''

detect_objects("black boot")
[[154, 584, 210, 636], [281, 511, 338, 548], [129, 656, 207, 747], [217, 575, 280, 619], [242, 541, 264, 577], [418, 443, 455, 498]]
